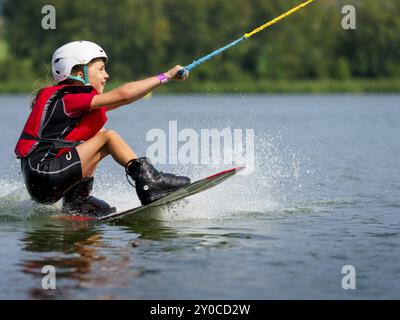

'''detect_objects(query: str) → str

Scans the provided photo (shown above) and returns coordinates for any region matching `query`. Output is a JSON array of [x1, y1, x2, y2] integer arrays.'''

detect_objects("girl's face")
[[87, 59, 109, 93]]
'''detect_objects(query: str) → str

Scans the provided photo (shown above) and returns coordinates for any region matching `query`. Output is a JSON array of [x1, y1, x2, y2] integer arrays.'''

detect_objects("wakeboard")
[[53, 166, 245, 222]]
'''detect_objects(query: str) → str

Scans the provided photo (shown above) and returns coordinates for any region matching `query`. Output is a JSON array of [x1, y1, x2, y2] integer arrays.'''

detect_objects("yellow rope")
[[244, 0, 314, 39]]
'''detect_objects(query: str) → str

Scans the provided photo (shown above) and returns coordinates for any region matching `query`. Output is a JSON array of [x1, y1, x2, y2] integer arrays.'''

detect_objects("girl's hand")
[[165, 65, 189, 82]]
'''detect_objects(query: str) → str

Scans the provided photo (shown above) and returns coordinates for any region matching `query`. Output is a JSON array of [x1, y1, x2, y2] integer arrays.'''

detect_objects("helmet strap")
[[66, 75, 86, 84], [83, 65, 89, 84], [66, 65, 89, 85]]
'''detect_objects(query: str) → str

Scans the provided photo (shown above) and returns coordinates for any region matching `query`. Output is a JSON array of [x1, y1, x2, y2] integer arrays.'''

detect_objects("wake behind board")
[[53, 166, 245, 223]]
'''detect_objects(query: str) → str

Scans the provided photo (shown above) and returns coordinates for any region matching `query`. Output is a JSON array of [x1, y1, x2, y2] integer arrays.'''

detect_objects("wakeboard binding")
[[62, 177, 116, 216], [125, 157, 191, 205]]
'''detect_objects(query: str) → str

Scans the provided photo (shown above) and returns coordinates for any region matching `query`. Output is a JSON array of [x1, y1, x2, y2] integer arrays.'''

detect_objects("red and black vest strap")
[[20, 132, 81, 149]]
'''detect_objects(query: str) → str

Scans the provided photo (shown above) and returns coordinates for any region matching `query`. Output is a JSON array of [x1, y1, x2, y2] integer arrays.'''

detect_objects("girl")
[[15, 41, 191, 216]]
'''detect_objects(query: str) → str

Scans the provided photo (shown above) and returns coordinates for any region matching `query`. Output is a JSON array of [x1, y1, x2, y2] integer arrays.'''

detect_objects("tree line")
[[0, 0, 399, 88]]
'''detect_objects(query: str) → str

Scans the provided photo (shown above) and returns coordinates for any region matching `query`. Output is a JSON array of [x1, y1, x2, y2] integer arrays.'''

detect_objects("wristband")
[[157, 73, 169, 85]]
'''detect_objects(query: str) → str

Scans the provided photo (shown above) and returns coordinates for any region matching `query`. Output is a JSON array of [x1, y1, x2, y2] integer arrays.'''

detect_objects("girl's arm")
[[102, 77, 160, 111], [91, 65, 187, 110]]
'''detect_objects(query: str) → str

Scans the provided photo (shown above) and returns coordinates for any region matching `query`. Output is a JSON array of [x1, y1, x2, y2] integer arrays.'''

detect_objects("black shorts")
[[21, 148, 83, 204]]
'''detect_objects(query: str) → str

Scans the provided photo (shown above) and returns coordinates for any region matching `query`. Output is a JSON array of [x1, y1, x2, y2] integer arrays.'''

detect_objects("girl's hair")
[[30, 64, 85, 109]]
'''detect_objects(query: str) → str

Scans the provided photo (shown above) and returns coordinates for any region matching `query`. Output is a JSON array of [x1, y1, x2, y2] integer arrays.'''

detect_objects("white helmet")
[[51, 40, 108, 84]]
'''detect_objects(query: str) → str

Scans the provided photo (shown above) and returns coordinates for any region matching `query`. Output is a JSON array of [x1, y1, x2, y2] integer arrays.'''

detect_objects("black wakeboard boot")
[[62, 177, 116, 216], [125, 157, 191, 205]]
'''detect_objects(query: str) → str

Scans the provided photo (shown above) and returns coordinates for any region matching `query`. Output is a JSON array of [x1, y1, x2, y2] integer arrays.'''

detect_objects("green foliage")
[[0, 0, 399, 92], [0, 39, 7, 61]]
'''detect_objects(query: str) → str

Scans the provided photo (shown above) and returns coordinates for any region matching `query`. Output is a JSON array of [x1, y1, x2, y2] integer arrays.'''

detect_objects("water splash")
[[1, 132, 316, 222], [0, 179, 47, 221], [145, 131, 317, 221]]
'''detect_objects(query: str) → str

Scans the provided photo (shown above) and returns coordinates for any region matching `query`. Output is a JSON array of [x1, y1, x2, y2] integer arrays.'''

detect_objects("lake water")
[[0, 94, 399, 299]]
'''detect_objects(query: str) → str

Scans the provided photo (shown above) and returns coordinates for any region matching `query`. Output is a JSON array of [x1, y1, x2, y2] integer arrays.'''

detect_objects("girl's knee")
[[95, 128, 122, 143], [105, 129, 120, 139]]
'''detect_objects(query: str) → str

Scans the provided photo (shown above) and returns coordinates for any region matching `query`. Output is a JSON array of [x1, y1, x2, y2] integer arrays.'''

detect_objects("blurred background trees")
[[0, 0, 399, 91]]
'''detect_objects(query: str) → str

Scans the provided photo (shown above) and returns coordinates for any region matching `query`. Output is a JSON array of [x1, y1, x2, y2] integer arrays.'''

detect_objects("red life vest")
[[15, 85, 107, 159]]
